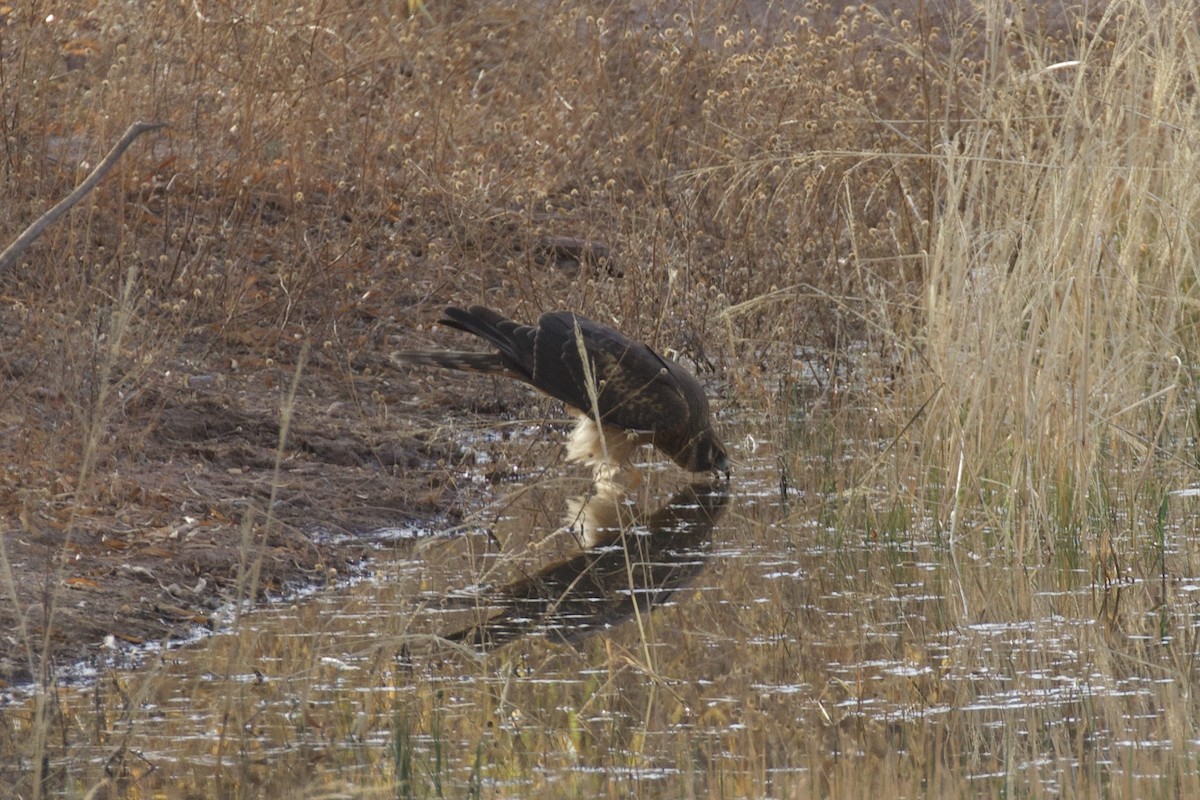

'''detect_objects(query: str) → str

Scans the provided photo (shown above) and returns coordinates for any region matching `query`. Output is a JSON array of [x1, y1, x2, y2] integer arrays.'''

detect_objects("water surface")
[[6, 426, 1200, 798]]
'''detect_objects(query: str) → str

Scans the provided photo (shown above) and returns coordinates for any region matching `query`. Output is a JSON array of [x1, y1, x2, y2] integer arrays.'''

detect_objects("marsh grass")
[[5, 0, 1200, 796], [897, 1, 1200, 557]]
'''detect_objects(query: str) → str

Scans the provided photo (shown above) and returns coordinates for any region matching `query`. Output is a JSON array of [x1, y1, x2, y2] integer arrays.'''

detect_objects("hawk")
[[393, 305, 729, 477]]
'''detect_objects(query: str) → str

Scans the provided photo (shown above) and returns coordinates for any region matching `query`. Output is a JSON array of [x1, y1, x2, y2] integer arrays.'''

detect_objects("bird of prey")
[[393, 305, 729, 478]]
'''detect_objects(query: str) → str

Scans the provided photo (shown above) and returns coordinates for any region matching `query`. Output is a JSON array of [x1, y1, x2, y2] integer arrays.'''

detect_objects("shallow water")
[[5, 427, 1200, 798]]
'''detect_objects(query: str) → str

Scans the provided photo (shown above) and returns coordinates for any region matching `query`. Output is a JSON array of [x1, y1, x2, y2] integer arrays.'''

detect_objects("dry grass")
[[5, 0, 1200, 796], [898, 1, 1200, 556]]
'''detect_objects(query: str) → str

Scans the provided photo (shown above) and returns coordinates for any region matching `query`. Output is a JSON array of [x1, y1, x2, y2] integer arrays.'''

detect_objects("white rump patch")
[[565, 414, 644, 481], [561, 415, 651, 545]]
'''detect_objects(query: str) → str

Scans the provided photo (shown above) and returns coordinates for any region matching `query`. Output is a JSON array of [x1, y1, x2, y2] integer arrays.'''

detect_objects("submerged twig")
[[0, 120, 168, 273]]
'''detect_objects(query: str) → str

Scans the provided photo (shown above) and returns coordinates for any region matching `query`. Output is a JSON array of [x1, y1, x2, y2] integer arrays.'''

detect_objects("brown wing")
[[398, 305, 729, 474], [439, 306, 706, 437]]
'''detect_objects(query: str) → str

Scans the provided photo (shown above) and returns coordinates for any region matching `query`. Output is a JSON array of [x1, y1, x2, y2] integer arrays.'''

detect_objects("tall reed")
[[900, 0, 1200, 552]]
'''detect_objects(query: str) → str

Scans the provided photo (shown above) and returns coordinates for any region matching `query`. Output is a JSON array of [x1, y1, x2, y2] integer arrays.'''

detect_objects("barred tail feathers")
[[390, 350, 509, 376], [438, 306, 536, 376], [438, 306, 513, 342]]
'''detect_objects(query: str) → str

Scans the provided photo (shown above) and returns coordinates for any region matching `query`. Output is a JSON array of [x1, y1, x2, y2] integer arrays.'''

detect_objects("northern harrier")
[[393, 305, 729, 477]]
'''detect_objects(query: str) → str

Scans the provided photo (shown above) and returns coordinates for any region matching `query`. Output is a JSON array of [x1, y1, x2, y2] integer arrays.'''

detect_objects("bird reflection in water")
[[445, 481, 730, 652]]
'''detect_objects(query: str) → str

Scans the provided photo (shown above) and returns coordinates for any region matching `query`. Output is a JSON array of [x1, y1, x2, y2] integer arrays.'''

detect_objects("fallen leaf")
[[65, 576, 102, 590]]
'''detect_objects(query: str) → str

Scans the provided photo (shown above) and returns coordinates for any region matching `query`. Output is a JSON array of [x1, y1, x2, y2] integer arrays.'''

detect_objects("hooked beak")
[[714, 452, 732, 481]]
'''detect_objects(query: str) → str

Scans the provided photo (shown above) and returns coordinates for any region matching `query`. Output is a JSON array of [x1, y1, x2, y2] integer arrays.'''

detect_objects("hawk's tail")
[[439, 305, 513, 340], [392, 306, 538, 383], [438, 306, 536, 375], [391, 350, 509, 376]]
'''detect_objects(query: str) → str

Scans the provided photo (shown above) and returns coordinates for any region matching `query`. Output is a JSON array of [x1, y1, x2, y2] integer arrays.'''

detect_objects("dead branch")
[[0, 120, 168, 273]]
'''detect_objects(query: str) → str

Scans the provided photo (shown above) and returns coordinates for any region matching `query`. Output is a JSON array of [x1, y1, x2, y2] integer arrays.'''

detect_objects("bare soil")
[[0, 332, 514, 687]]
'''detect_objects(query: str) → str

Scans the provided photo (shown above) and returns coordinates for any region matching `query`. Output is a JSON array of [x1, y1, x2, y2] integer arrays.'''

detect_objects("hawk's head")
[[678, 428, 731, 478]]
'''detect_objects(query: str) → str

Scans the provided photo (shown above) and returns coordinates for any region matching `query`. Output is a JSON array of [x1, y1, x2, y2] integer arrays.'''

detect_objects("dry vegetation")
[[4, 0, 1200, 795]]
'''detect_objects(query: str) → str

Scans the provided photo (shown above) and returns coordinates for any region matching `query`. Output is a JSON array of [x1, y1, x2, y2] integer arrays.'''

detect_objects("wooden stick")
[[0, 120, 168, 273]]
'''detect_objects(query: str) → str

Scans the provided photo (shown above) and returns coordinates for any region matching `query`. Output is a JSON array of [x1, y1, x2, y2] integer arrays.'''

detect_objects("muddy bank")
[[0, 348, 501, 687]]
